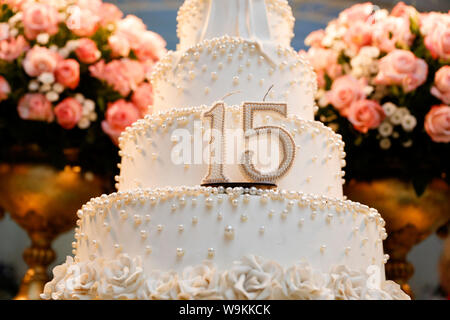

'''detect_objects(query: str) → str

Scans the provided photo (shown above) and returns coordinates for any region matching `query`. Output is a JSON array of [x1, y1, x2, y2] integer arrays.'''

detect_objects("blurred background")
[[0, 0, 448, 300]]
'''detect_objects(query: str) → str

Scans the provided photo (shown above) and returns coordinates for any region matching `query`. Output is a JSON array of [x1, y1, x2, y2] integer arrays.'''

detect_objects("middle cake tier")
[[117, 104, 346, 198]]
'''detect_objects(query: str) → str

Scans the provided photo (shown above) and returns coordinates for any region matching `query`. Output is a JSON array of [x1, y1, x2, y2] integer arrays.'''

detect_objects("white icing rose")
[[61, 259, 100, 300], [327, 265, 367, 300], [145, 270, 179, 300], [283, 261, 334, 300], [42, 254, 411, 300], [178, 261, 221, 300], [381, 281, 411, 300], [41, 256, 74, 300], [221, 255, 285, 300], [97, 254, 147, 300], [41, 256, 100, 300]]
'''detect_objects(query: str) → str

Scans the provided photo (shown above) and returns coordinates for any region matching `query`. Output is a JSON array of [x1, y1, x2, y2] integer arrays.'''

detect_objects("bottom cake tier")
[[41, 186, 410, 300]]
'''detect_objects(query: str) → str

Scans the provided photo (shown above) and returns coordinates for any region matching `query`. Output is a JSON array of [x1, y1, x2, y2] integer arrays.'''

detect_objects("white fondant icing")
[[73, 187, 385, 276], [118, 105, 345, 198], [150, 37, 317, 119]]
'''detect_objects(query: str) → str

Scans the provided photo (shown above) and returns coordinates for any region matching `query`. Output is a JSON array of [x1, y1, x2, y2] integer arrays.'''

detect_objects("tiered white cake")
[[41, 0, 409, 300]]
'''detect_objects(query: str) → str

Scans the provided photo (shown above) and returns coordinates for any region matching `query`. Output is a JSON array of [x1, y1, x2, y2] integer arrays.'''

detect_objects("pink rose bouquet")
[[0, 0, 166, 176], [304, 2, 449, 194]]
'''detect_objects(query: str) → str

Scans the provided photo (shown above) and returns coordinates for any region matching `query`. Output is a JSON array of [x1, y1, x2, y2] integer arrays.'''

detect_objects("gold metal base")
[[344, 178, 450, 299], [0, 163, 110, 300]]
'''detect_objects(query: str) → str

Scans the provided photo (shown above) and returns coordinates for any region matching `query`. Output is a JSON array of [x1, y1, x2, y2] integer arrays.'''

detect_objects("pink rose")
[[101, 99, 141, 144], [131, 82, 154, 116], [22, 3, 59, 40], [0, 76, 11, 102], [372, 16, 415, 53], [99, 3, 123, 26], [304, 30, 325, 47], [347, 99, 385, 133], [17, 93, 54, 122], [67, 9, 100, 37], [108, 34, 130, 58], [55, 59, 80, 89], [75, 38, 101, 64], [315, 69, 326, 89], [141, 59, 156, 80], [54, 97, 83, 129], [89, 59, 145, 97], [420, 12, 448, 36], [326, 75, 367, 116], [424, 20, 450, 61], [0, 35, 29, 61], [23, 46, 60, 77], [0, 23, 9, 41], [431, 66, 450, 105], [338, 2, 375, 25], [343, 20, 373, 53], [133, 31, 167, 62], [76, 0, 102, 11], [425, 105, 450, 143], [374, 49, 428, 93], [303, 47, 342, 80], [391, 2, 418, 18]]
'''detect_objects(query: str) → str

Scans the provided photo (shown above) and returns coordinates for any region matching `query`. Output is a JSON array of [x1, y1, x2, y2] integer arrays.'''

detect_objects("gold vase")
[[344, 178, 450, 298], [0, 161, 111, 300]]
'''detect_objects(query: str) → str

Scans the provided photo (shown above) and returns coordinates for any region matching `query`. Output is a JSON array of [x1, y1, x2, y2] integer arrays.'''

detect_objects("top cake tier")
[[176, 0, 295, 50], [150, 0, 317, 120]]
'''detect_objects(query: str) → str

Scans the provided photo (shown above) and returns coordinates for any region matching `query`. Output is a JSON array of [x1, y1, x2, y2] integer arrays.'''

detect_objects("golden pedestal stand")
[[345, 178, 450, 298], [0, 162, 110, 300]]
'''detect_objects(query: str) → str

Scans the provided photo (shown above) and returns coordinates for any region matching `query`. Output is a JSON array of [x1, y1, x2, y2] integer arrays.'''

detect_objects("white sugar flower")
[[78, 117, 91, 129], [45, 91, 59, 102], [401, 115, 417, 132], [59, 48, 70, 59], [28, 80, 40, 91], [364, 86, 374, 96], [36, 33, 50, 45], [38, 72, 55, 85], [74, 93, 85, 104], [39, 83, 52, 93], [9, 28, 18, 37], [373, 8, 389, 21], [318, 94, 329, 108], [390, 111, 403, 125], [379, 138, 391, 150], [378, 122, 393, 137], [52, 83, 65, 94], [65, 40, 80, 52], [368, 62, 379, 74], [89, 112, 98, 122], [396, 107, 410, 118], [359, 46, 380, 59], [382, 102, 397, 117], [49, 45, 59, 52], [83, 99, 95, 112], [8, 13, 23, 26]]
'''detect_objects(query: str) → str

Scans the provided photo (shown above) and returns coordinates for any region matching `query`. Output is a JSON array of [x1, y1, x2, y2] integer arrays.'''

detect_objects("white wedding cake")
[[41, 0, 409, 300]]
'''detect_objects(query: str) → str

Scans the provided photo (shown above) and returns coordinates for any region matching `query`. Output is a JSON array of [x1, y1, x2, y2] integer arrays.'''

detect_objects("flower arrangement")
[[0, 0, 166, 176], [302, 2, 450, 194]]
